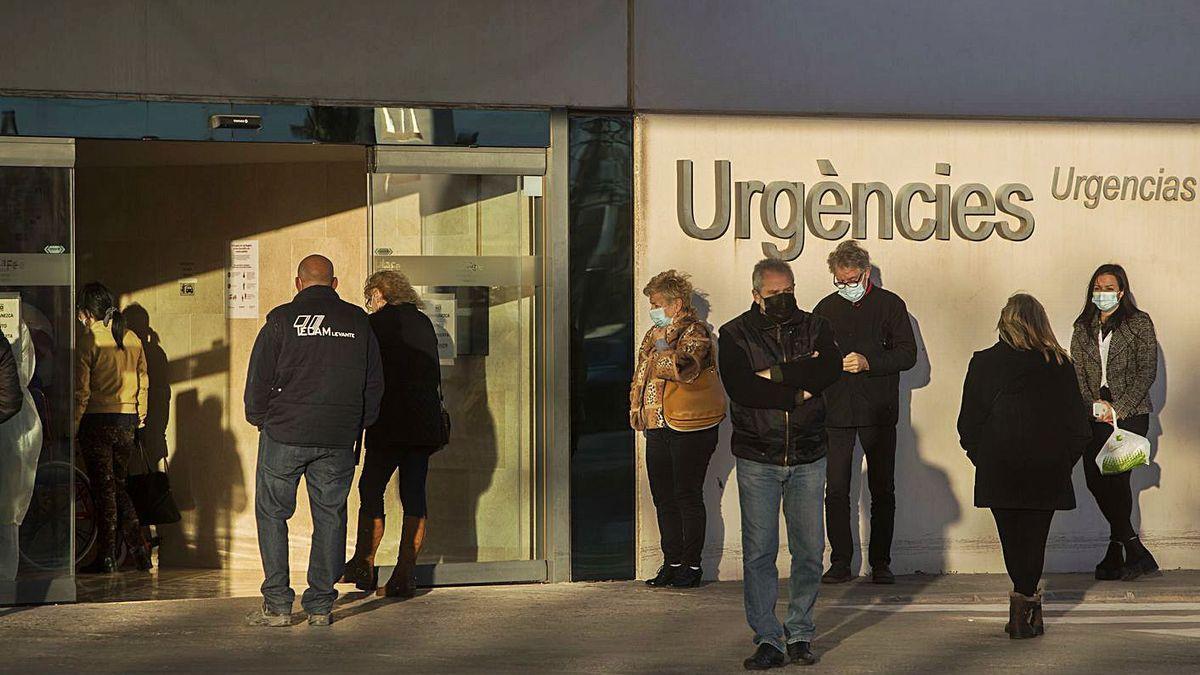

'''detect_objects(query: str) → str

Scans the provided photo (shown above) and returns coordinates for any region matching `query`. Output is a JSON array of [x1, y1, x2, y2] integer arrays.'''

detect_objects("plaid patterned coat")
[[1069, 310, 1158, 420]]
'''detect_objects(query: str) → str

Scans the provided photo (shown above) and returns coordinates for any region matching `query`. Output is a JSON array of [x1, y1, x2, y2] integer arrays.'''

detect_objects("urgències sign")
[[676, 158, 1198, 261], [677, 159, 1034, 260]]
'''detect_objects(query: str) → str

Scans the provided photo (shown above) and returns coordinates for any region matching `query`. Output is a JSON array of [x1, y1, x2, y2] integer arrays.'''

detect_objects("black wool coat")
[[957, 342, 1092, 511], [365, 302, 445, 451]]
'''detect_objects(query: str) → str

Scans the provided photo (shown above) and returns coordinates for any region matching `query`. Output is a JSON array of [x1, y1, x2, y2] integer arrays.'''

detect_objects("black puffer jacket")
[[718, 303, 842, 466], [0, 332, 20, 425], [245, 285, 384, 449], [365, 303, 445, 451]]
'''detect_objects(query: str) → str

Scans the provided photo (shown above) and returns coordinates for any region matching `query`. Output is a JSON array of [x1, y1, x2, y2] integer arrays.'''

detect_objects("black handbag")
[[126, 436, 182, 526]]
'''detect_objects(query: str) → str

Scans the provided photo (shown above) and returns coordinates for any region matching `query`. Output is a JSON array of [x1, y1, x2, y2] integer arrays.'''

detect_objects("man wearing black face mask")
[[718, 258, 842, 670]]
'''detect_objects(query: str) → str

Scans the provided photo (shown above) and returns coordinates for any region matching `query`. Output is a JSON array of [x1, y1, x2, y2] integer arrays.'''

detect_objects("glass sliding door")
[[368, 146, 547, 584], [0, 138, 76, 605]]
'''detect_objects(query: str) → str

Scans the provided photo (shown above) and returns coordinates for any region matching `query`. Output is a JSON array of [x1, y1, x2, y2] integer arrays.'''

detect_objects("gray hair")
[[752, 258, 795, 292], [827, 241, 871, 273]]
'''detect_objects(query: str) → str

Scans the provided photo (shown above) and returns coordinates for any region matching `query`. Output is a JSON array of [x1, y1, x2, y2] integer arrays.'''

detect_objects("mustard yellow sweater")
[[75, 321, 148, 429]]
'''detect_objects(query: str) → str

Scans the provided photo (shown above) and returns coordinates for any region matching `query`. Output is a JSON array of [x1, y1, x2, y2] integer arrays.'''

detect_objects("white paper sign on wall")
[[228, 240, 260, 319], [0, 293, 20, 343], [421, 292, 457, 366]]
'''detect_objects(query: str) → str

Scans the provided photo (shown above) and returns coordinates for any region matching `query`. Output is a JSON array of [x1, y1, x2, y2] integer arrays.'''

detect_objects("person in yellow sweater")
[[75, 282, 151, 573]]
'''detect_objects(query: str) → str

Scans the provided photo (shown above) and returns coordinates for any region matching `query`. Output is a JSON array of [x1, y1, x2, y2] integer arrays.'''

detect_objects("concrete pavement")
[[3, 571, 1199, 673]]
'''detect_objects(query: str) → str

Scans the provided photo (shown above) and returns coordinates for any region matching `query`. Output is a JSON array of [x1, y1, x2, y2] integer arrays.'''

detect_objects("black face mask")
[[761, 292, 797, 323]]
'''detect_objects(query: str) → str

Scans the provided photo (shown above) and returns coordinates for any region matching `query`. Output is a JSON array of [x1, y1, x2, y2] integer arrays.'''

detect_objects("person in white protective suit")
[[0, 322, 44, 581]]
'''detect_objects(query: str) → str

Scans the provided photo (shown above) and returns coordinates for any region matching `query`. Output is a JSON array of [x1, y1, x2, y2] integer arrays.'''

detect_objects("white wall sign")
[[227, 240, 259, 319], [0, 293, 20, 343], [421, 292, 457, 366]]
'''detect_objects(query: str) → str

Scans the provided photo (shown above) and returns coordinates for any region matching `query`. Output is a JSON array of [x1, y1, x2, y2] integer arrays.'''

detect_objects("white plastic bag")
[[1095, 418, 1151, 476]]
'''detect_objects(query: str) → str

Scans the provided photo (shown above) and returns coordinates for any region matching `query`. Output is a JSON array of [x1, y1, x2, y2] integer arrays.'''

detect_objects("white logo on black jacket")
[[293, 315, 357, 338]]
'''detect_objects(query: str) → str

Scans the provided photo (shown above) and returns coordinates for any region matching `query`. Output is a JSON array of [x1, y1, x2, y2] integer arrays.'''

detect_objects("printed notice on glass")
[[228, 240, 260, 319], [421, 293, 457, 366], [0, 293, 20, 343]]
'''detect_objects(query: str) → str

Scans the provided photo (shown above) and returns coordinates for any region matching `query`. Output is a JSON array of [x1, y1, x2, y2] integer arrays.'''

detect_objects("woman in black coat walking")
[[342, 270, 446, 598], [958, 294, 1092, 639]]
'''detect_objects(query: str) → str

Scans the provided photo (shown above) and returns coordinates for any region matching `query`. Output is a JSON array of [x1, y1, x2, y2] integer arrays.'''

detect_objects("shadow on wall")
[[160, 390, 247, 569], [123, 304, 170, 465], [1132, 341, 1166, 535], [691, 289, 737, 579]]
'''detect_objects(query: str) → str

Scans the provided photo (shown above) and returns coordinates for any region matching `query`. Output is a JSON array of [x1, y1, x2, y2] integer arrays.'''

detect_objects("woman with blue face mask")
[[630, 269, 724, 589], [1070, 264, 1160, 582]]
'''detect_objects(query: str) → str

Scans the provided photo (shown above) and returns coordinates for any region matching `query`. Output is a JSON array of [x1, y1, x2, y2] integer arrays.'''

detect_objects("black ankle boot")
[[645, 565, 678, 587], [1120, 539, 1161, 581], [670, 565, 703, 588], [1095, 541, 1124, 581]]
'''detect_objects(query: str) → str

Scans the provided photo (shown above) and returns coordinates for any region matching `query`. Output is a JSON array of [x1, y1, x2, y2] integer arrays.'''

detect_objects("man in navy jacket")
[[244, 255, 383, 627]]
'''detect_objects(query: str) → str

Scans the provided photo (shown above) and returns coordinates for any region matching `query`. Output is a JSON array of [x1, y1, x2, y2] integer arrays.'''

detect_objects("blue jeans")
[[737, 455, 827, 653], [255, 433, 355, 615]]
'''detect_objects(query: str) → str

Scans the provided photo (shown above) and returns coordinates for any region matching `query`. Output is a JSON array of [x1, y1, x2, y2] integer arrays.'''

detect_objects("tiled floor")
[[75, 566, 268, 603]]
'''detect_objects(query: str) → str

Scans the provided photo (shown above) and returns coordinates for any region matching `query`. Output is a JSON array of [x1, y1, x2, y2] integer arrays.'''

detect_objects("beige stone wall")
[[634, 114, 1200, 579], [78, 158, 368, 570]]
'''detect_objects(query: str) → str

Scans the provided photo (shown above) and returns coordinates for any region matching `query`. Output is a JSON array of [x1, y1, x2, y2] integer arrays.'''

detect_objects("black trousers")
[[357, 446, 433, 519], [1082, 414, 1149, 543], [645, 426, 718, 567], [825, 426, 896, 568], [992, 508, 1054, 596]]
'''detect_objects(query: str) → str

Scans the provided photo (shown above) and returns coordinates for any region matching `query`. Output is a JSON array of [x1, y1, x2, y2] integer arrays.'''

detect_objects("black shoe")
[[670, 566, 703, 588], [645, 565, 678, 587], [871, 566, 896, 585], [821, 565, 854, 584], [1121, 550, 1162, 581], [787, 642, 819, 665], [1095, 541, 1124, 581], [743, 644, 786, 670]]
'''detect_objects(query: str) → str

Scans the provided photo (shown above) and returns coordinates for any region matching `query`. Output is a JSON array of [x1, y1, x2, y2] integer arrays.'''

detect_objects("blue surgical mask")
[[649, 307, 672, 328], [838, 284, 867, 303], [1092, 291, 1120, 313]]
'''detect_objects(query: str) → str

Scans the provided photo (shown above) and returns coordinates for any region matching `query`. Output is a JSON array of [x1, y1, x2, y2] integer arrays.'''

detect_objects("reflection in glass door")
[[0, 138, 76, 605], [369, 147, 546, 583]]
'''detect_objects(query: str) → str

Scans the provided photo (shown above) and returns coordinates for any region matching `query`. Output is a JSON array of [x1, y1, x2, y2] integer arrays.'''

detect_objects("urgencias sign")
[[676, 159, 1034, 261]]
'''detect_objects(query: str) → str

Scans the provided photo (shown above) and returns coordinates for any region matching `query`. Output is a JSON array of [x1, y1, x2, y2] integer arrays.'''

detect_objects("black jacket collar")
[[295, 285, 340, 301]]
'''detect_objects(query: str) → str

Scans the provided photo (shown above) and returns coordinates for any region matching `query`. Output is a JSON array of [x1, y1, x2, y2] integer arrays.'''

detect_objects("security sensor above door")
[[209, 114, 262, 130]]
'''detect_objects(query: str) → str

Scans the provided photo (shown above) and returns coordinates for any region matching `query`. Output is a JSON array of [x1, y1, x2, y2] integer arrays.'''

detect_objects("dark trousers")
[[992, 508, 1054, 596], [1082, 414, 1148, 543], [255, 433, 355, 615], [78, 414, 146, 558], [357, 446, 432, 519], [825, 425, 896, 568], [645, 426, 718, 567]]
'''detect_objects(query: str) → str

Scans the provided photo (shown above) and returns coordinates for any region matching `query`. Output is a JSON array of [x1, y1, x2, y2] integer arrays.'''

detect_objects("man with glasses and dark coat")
[[813, 241, 917, 585]]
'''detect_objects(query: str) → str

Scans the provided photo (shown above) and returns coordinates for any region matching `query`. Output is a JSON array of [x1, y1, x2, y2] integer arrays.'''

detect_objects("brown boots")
[[341, 512, 385, 591], [1005, 591, 1044, 639], [379, 515, 427, 598]]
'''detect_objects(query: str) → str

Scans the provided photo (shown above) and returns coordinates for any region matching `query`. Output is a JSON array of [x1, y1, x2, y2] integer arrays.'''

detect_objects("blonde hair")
[[998, 293, 1068, 365], [364, 269, 424, 309], [643, 269, 693, 310]]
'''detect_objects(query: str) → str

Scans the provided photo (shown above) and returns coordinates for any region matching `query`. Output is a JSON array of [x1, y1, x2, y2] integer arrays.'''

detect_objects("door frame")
[[366, 111, 571, 585], [0, 136, 77, 606]]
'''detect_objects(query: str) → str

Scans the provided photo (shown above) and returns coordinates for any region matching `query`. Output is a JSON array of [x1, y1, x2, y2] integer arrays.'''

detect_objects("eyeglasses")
[[833, 274, 865, 290]]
